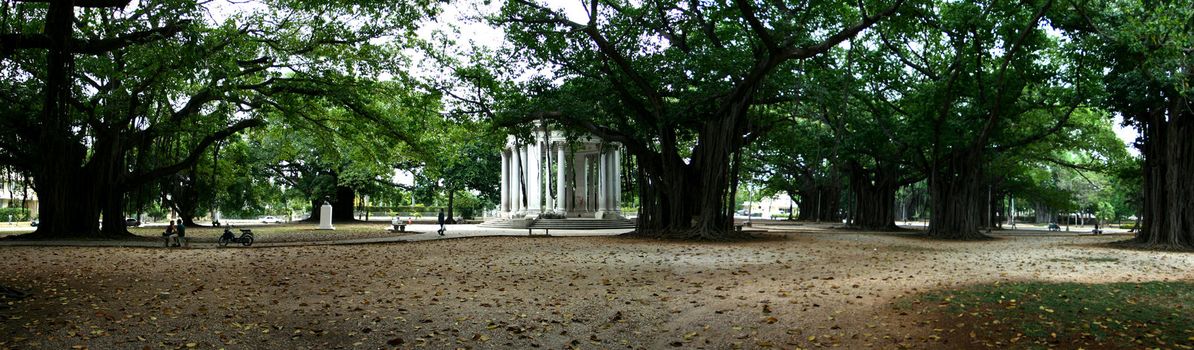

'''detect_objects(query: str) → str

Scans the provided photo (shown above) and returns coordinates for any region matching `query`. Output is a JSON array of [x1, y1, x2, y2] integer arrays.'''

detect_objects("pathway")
[[0, 224, 632, 248]]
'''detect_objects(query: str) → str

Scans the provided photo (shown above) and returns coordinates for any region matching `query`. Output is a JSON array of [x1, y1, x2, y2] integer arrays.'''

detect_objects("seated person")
[[162, 220, 177, 247], [176, 221, 187, 247]]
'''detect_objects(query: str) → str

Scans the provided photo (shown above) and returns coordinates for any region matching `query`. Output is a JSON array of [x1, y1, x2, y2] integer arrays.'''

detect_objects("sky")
[[1111, 115, 1140, 156]]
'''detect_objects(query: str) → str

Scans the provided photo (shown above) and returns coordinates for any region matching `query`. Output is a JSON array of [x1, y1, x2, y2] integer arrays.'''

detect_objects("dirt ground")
[[1, 225, 1192, 349]]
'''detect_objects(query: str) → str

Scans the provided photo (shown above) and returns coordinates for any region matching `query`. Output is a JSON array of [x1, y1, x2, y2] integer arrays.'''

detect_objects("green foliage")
[[362, 205, 443, 213], [0, 208, 31, 221], [1, 0, 444, 235], [747, 116, 839, 199], [421, 119, 502, 208], [237, 79, 442, 214], [452, 192, 483, 219], [1087, 0, 1194, 127]]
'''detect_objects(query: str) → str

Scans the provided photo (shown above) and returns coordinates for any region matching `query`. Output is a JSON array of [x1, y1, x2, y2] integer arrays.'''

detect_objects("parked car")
[[125, 218, 141, 227], [261, 216, 282, 224]]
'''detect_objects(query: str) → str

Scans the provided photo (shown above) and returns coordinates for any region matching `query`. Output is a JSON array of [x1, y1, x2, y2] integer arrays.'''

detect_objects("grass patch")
[[897, 281, 1194, 349]]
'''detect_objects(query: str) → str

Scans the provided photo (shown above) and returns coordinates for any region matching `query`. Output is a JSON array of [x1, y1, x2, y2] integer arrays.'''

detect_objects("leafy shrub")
[[0, 207, 31, 221]]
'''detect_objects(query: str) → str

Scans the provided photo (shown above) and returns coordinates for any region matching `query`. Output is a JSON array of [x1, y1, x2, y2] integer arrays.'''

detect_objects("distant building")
[[0, 176, 38, 219], [741, 193, 797, 219]]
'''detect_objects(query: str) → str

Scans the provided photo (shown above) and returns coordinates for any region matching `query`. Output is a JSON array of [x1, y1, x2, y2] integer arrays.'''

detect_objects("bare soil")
[[1, 225, 1191, 349]]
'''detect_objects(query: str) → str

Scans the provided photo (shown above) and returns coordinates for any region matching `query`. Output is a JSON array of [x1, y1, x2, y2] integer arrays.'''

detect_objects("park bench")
[[528, 228, 550, 236], [1047, 223, 1060, 232], [735, 224, 745, 232], [391, 223, 406, 232]]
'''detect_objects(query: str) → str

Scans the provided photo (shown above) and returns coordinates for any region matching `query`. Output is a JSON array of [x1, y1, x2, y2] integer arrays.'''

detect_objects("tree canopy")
[[2, 0, 1185, 247]]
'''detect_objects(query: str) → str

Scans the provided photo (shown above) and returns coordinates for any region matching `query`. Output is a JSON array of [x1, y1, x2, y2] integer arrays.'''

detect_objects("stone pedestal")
[[318, 202, 335, 230]]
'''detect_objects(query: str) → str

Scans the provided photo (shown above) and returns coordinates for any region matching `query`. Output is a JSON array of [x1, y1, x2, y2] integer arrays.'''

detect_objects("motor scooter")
[[218, 226, 255, 247]]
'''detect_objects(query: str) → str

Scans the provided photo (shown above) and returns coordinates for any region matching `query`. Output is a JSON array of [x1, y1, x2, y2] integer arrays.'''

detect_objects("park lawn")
[[127, 222, 406, 243], [896, 281, 1194, 349]]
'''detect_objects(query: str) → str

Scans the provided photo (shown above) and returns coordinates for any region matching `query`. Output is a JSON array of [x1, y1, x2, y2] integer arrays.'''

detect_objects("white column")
[[597, 150, 608, 214], [500, 150, 509, 213], [521, 145, 530, 212], [589, 155, 597, 212], [545, 143, 554, 213], [605, 151, 615, 211], [564, 164, 574, 213], [612, 148, 621, 213], [555, 143, 566, 212], [526, 141, 542, 214], [574, 154, 588, 213], [512, 145, 523, 214]]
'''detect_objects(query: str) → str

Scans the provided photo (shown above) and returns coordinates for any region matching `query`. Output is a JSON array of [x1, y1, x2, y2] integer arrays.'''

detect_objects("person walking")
[[437, 209, 446, 236]]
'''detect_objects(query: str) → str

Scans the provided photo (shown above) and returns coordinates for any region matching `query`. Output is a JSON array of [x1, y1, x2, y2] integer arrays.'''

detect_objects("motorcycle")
[[218, 226, 255, 247]]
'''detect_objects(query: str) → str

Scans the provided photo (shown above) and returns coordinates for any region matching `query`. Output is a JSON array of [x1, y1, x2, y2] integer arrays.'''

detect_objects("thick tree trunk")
[[797, 185, 840, 222], [307, 199, 321, 222], [927, 151, 989, 240], [333, 185, 356, 222], [28, 0, 97, 238], [846, 165, 898, 230], [628, 108, 759, 239], [689, 118, 737, 238], [173, 164, 202, 227], [1035, 202, 1052, 224], [1133, 102, 1194, 249], [31, 170, 102, 238], [96, 134, 135, 237], [634, 159, 699, 235], [850, 180, 897, 229], [305, 184, 359, 223]]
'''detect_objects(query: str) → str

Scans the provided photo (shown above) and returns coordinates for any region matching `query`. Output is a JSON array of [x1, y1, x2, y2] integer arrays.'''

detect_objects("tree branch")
[[15, 0, 130, 8], [973, 0, 1053, 147], [126, 118, 264, 187], [72, 20, 192, 54], [779, 0, 905, 60], [735, 0, 779, 53]]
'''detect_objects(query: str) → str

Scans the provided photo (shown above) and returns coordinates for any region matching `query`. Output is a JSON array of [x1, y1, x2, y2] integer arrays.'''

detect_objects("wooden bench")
[[391, 224, 406, 233]]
